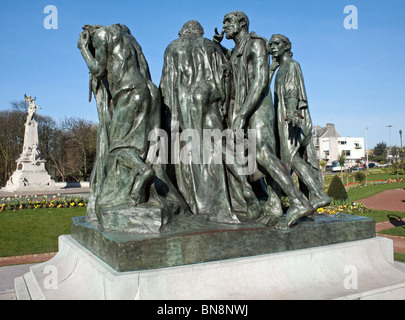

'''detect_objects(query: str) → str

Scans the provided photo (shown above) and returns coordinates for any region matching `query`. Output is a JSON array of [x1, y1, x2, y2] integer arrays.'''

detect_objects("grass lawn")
[[352, 210, 405, 223], [379, 226, 405, 237], [394, 252, 405, 262], [0, 207, 86, 257], [347, 181, 405, 201]]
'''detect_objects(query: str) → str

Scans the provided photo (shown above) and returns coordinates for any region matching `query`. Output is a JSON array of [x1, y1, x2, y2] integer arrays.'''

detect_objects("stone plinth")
[[71, 214, 375, 272], [2, 160, 54, 192], [14, 234, 405, 300]]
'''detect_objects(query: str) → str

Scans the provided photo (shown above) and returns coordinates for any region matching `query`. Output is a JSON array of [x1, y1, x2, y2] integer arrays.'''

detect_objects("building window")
[[343, 150, 351, 156]]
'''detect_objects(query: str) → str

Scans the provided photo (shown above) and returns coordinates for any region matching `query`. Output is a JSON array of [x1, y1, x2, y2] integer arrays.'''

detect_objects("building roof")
[[313, 123, 341, 138]]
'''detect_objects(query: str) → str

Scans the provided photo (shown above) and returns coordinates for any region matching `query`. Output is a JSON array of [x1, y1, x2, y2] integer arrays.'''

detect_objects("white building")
[[313, 123, 365, 167]]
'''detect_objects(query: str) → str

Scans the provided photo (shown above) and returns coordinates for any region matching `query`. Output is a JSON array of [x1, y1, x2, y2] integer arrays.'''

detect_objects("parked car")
[[331, 161, 346, 172], [362, 163, 376, 169], [325, 165, 333, 172], [378, 163, 389, 167], [350, 166, 364, 172]]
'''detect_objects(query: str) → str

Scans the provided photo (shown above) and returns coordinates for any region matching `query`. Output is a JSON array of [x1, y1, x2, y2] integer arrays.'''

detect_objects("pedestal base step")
[[14, 235, 405, 300]]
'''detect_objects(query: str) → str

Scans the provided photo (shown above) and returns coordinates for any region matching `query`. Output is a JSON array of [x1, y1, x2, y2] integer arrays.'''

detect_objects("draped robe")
[[160, 35, 241, 223]]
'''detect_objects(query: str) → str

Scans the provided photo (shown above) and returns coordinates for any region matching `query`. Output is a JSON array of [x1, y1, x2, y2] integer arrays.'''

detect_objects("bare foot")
[[275, 199, 314, 230], [262, 195, 283, 218], [310, 194, 331, 211]]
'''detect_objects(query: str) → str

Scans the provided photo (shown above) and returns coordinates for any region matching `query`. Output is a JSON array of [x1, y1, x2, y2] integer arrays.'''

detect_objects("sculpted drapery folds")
[[270, 34, 330, 211], [160, 20, 242, 224], [78, 24, 188, 233], [214, 11, 315, 229]]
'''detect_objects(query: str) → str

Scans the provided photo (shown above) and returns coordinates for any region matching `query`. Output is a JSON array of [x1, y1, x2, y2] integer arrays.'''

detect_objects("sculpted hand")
[[77, 30, 90, 50], [270, 58, 279, 73], [213, 28, 225, 44], [285, 109, 304, 127]]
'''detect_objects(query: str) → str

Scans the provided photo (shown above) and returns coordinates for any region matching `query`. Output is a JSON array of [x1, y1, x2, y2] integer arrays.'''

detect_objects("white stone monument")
[[2, 95, 55, 192]]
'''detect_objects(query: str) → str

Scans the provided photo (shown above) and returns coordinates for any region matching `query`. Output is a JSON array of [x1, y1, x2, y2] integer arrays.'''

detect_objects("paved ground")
[[359, 188, 405, 212], [1, 187, 404, 300], [359, 188, 405, 255], [0, 253, 56, 267], [0, 264, 36, 300]]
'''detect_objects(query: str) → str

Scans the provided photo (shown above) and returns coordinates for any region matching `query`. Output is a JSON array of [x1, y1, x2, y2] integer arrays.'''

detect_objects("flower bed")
[[344, 178, 405, 191], [318, 178, 405, 216], [316, 201, 370, 215], [0, 194, 88, 212]]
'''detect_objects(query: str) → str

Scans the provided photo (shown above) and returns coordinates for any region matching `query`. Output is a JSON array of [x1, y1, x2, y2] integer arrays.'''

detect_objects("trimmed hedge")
[[327, 175, 348, 200]]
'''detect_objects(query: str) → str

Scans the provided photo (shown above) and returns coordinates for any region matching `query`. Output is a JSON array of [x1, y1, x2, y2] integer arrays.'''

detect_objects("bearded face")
[[222, 14, 243, 40]]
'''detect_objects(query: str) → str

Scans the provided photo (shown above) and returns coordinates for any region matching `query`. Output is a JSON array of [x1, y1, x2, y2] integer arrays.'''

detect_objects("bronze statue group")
[[78, 11, 330, 233]]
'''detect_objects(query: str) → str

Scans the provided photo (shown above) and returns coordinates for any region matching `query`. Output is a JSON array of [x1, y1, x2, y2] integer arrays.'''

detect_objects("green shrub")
[[354, 171, 366, 184], [327, 175, 348, 200]]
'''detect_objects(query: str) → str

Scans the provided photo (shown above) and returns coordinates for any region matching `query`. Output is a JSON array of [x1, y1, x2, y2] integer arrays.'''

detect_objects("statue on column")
[[2, 94, 54, 191], [25, 94, 41, 125]]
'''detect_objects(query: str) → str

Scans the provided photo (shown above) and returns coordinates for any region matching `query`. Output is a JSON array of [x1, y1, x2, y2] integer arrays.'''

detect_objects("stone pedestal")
[[2, 160, 55, 192], [14, 234, 405, 300], [13, 213, 405, 300], [71, 214, 376, 272]]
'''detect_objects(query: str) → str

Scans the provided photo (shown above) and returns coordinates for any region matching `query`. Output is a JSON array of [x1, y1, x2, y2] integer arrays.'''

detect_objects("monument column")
[[1, 94, 55, 191]]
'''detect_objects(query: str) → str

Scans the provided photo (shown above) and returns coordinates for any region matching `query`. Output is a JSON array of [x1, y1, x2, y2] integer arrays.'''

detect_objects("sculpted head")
[[178, 20, 204, 38], [269, 34, 293, 58], [116, 23, 131, 35], [223, 11, 249, 39], [82, 24, 103, 37]]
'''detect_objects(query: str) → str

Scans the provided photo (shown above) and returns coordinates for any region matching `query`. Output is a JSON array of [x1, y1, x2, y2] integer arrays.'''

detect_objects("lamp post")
[[387, 125, 393, 164], [365, 127, 369, 182], [400, 129, 403, 160]]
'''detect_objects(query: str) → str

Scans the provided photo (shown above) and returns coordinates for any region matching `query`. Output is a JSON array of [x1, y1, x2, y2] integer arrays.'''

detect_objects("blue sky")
[[1, 0, 404, 149]]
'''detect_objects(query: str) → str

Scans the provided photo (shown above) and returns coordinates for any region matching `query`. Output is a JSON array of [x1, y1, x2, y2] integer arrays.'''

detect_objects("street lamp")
[[387, 124, 393, 147], [400, 129, 403, 159], [387, 125, 393, 163], [365, 127, 369, 182]]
